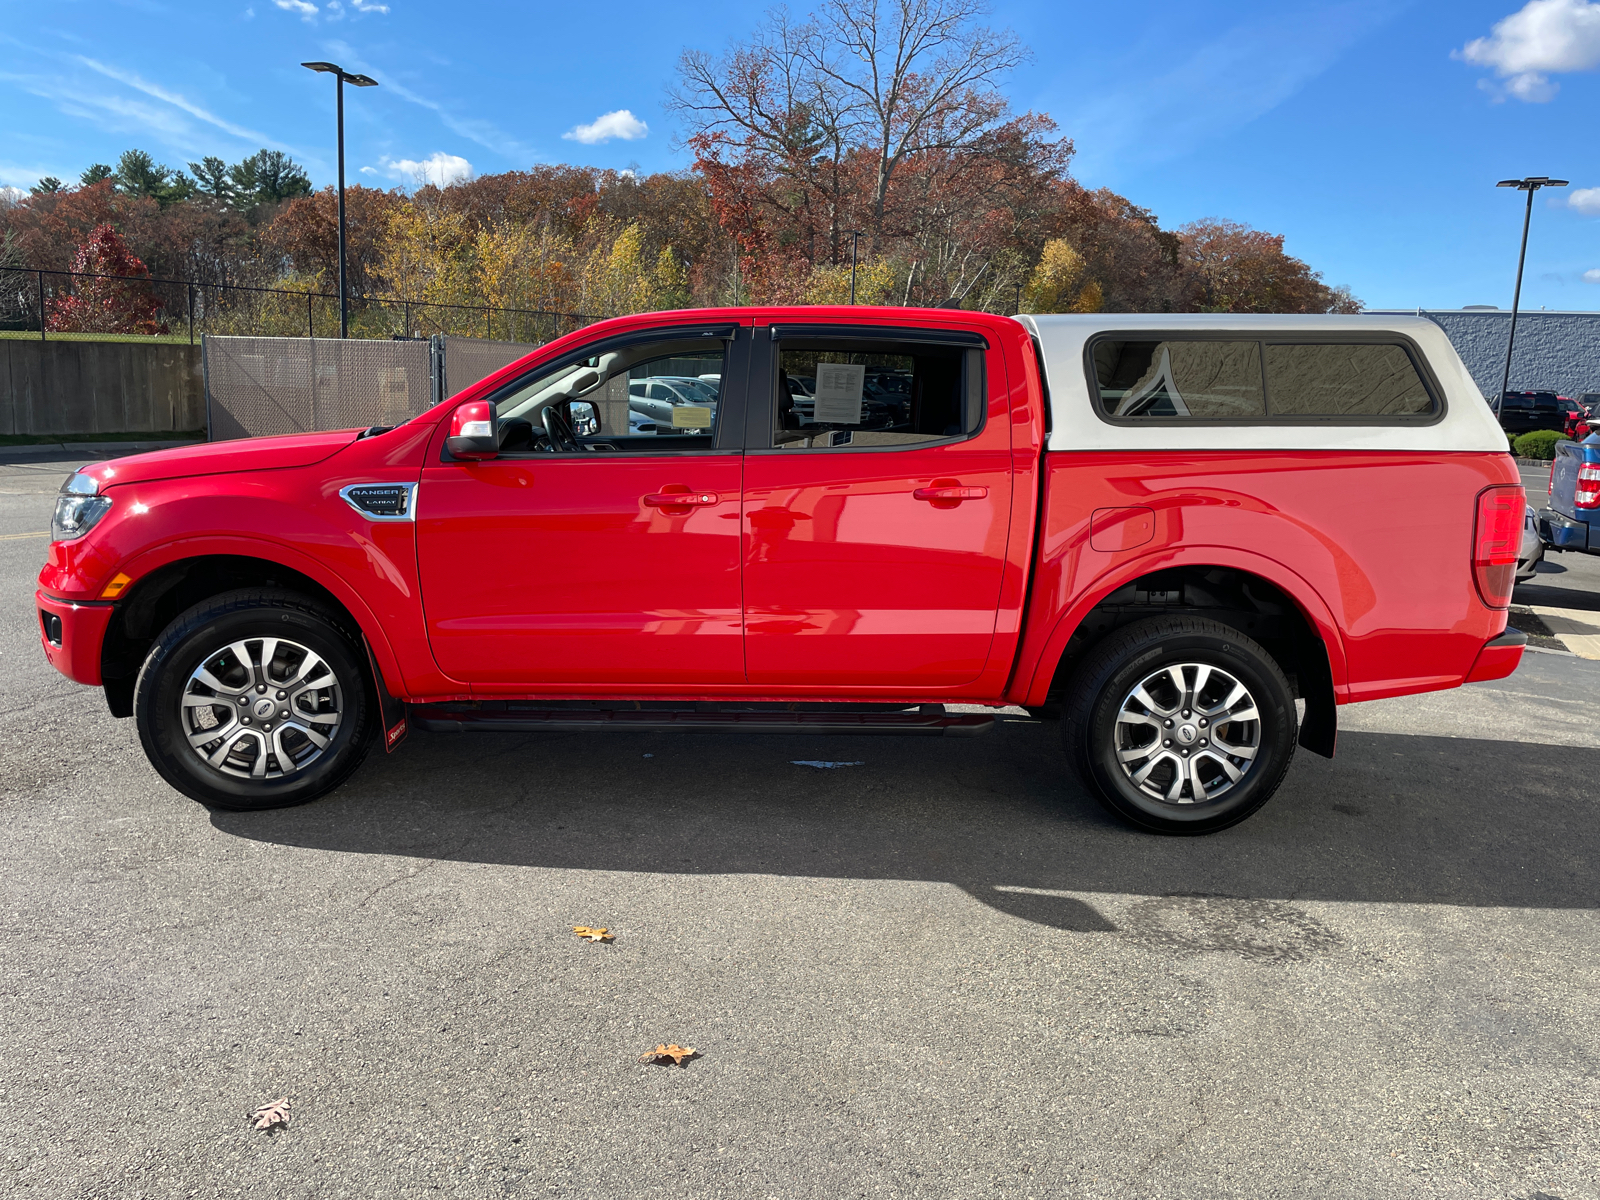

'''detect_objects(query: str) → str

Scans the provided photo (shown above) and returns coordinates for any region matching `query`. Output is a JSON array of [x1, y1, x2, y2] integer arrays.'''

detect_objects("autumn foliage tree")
[[1178, 219, 1359, 314], [47, 223, 168, 335], [1, 82, 1360, 330]]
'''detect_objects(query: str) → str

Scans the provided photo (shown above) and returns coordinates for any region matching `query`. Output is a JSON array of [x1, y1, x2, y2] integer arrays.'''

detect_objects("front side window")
[[1091, 337, 1439, 422], [771, 340, 982, 450], [491, 331, 729, 452]]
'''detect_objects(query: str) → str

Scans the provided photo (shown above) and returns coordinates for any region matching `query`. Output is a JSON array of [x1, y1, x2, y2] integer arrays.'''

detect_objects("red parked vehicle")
[[37, 309, 1525, 833]]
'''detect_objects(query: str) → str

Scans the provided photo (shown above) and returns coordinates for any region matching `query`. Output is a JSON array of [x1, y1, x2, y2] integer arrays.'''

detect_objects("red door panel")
[[742, 447, 1012, 688], [417, 456, 743, 686]]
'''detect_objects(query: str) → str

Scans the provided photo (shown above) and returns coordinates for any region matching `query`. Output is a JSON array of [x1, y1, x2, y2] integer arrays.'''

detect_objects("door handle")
[[913, 483, 988, 502], [644, 489, 720, 508]]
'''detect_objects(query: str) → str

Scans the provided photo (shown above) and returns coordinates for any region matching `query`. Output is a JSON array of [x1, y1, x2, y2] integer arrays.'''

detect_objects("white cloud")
[[373, 151, 472, 187], [1569, 186, 1600, 214], [352, 0, 389, 10], [0, 185, 26, 205], [1458, 0, 1600, 101], [73, 56, 287, 147], [320, 40, 531, 158], [1058, 2, 1399, 177], [274, 0, 318, 17], [563, 109, 648, 144]]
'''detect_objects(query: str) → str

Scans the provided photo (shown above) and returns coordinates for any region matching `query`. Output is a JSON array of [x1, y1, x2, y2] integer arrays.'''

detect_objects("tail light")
[[1577, 463, 1600, 510], [1472, 485, 1524, 608], [1548, 460, 1556, 498]]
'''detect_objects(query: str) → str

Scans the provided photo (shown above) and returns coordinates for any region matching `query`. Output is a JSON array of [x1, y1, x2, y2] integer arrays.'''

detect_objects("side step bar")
[[409, 704, 995, 737]]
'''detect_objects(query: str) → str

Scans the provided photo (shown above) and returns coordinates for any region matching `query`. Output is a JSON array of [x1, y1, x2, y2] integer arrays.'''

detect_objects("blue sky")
[[4, 0, 1600, 311]]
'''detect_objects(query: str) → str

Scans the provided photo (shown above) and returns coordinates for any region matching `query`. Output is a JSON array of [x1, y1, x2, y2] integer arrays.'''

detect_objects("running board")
[[409, 704, 994, 737]]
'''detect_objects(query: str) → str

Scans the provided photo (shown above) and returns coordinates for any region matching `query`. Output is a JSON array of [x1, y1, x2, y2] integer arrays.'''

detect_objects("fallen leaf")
[[638, 1043, 698, 1066], [250, 1098, 291, 1131], [573, 926, 614, 943]]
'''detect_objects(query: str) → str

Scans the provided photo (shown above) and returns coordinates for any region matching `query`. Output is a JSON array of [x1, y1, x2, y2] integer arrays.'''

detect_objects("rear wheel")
[[1063, 616, 1297, 834], [134, 590, 374, 810]]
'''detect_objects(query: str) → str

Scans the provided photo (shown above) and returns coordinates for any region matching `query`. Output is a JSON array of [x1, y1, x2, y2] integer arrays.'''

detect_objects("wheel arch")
[[100, 539, 399, 718], [1018, 549, 1344, 758]]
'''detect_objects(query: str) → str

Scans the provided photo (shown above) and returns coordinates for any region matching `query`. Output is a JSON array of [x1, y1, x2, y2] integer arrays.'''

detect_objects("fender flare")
[[1017, 544, 1349, 712], [115, 534, 407, 696]]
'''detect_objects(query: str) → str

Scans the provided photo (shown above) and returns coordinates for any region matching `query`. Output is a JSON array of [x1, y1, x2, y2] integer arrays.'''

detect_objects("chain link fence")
[[203, 333, 538, 440], [0, 266, 598, 346]]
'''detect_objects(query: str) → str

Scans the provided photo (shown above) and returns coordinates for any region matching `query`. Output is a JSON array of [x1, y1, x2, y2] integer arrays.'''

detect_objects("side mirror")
[[445, 399, 498, 461], [569, 400, 599, 436]]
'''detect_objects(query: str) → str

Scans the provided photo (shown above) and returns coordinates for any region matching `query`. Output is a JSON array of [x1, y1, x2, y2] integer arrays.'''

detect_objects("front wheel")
[[134, 590, 374, 810], [1063, 616, 1297, 834]]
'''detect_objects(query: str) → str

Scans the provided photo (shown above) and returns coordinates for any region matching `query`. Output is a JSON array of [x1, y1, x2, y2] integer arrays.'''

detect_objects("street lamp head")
[[301, 61, 378, 86], [1496, 176, 1569, 190]]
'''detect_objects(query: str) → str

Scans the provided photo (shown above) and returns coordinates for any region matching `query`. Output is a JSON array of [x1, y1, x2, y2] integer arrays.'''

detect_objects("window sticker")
[[672, 405, 713, 429], [812, 362, 866, 424]]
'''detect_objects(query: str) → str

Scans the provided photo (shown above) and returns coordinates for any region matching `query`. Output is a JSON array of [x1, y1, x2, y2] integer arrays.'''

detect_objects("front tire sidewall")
[[1076, 627, 1295, 834], [136, 600, 371, 811]]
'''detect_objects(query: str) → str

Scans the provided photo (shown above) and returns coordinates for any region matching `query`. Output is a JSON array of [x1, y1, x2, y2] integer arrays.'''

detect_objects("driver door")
[[416, 322, 749, 688]]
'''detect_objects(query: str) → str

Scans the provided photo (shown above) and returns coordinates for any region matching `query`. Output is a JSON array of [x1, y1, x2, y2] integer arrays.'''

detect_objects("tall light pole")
[[1494, 175, 1567, 412], [844, 230, 861, 304], [302, 61, 378, 339]]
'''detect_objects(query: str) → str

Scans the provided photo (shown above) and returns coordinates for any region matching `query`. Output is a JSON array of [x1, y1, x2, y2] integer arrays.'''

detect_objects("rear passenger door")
[[740, 324, 1012, 688]]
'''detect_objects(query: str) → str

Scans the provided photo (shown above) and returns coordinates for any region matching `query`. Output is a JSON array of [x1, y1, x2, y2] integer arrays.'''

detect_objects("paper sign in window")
[[812, 362, 865, 424], [672, 405, 712, 429]]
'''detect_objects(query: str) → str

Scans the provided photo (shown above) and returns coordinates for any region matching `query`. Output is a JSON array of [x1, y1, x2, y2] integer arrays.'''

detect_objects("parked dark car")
[[1498, 390, 1567, 436]]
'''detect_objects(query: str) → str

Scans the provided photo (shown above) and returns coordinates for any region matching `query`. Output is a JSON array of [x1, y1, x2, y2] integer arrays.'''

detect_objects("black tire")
[[1062, 616, 1296, 835], [134, 589, 374, 811]]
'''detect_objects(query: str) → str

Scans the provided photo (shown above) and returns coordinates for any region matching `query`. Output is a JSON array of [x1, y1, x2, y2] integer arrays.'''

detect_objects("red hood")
[[75, 429, 363, 489]]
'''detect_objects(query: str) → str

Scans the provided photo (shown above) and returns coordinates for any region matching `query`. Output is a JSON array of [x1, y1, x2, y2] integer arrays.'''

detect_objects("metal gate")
[[202, 333, 543, 440]]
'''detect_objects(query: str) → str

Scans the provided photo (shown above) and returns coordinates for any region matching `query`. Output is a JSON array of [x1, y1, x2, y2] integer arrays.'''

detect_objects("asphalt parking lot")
[[2, 451, 1597, 1200]]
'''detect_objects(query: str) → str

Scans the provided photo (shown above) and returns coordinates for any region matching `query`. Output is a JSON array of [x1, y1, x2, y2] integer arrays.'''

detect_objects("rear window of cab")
[[1088, 336, 1442, 423]]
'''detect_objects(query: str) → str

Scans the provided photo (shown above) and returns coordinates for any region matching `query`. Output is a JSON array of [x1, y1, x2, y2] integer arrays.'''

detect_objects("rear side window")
[[1090, 337, 1440, 422], [770, 339, 982, 450]]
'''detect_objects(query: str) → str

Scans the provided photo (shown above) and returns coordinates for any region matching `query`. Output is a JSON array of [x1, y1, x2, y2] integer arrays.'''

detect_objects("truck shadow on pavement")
[[212, 717, 1600, 931]]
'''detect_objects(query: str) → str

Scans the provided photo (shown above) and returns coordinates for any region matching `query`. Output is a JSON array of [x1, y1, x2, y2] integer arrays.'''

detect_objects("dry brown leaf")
[[638, 1043, 698, 1066], [573, 926, 614, 943], [250, 1098, 291, 1131]]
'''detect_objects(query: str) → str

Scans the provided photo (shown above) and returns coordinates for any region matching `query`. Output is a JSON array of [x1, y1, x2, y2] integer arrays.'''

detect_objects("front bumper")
[[1536, 507, 1595, 552], [35, 590, 114, 686]]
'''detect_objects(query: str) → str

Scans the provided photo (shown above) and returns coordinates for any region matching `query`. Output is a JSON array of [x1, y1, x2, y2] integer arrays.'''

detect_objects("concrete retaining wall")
[[0, 339, 205, 436]]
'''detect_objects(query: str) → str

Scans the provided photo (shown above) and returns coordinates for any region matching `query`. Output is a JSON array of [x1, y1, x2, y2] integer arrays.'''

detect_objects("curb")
[[0, 440, 202, 465]]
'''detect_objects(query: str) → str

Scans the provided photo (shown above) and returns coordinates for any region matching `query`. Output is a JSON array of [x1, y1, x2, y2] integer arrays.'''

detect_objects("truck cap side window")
[[1263, 344, 1434, 417], [1093, 340, 1264, 419], [1090, 336, 1440, 423], [769, 338, 983, 450]]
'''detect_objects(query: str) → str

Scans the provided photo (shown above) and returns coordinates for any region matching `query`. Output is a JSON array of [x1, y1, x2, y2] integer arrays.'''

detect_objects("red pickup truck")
[[37, 308, 1525, 833]]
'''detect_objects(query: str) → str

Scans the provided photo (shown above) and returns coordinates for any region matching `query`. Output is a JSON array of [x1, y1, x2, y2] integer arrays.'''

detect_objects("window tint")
[[772, 342, 981, 450], [1092, 340, 1265, 419], [1091, 337, 1439, 421], [1263, 344, 1434, 417], [492, 333, 728, 452]]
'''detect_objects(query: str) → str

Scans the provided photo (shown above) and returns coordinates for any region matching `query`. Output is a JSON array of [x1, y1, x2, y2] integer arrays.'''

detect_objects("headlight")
[[52, 471, 113, 542]]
